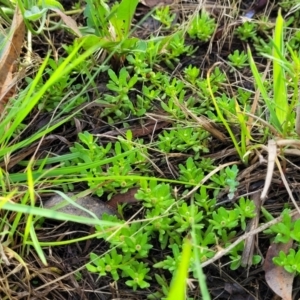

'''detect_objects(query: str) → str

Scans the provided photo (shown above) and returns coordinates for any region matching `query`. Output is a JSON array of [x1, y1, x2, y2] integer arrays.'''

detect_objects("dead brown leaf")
[[263, 240, 294, 300], [51, 8, 82, 37], [107, 187, 139, 209], [0, 5, 25, 113]]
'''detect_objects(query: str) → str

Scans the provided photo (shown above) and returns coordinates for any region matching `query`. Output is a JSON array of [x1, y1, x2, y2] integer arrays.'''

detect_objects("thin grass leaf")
[[0, 191, 15, 209], [273, 9, 288, 126], [109, 0, 139, 41], [207, 66, 244, 162], [10, 192, 28, 239], [191, 229, 211, 300], [2, 201, 117, 226], [247, 46, 282, 132], [0, 53, 50, 144], [167, 238, 192, 300], [30, 222, 47, 265], [22, 160, 35, 256], [286, 44, 300, 135], [235, 100, 251, 164], [47, 190, 100, 220], [0, 40, 105, 157]]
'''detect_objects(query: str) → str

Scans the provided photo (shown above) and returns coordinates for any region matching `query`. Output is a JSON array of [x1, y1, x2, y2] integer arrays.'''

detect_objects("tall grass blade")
[[207, 66, 244, 162], [247, 46, 282, 132], [273, 9, 288, 126], [167, 238, 192, 300]]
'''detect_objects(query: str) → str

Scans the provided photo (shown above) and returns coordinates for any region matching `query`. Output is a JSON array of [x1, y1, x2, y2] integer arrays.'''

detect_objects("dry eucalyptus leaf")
[[263, 240, 294, 300], [263, 213, 300, 300], [51, 8, 82, 37], [0, 5, 25, 113], [140, 0, 174, 8]]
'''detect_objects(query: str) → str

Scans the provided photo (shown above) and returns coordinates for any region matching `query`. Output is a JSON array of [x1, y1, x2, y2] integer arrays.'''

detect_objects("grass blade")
[[167, 237, 192, 300], [273, 9, 287, 126], [247, 46, 282, 132]]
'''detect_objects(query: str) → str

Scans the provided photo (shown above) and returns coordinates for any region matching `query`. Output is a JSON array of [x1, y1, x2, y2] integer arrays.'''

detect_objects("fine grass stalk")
[[273, 9, 287, 126], [167, 237, 192, 300], [207, 66, 245, 163]]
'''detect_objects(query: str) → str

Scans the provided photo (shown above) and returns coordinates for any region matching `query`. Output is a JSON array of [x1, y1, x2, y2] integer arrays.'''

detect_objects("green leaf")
[[38, 0, 64, 10], [86, 264, 98, 273], [167, 238, 192, 300], [247, 45, 282, 131], [273, 9, 287, 126], [24, 6, 47, 21], [108, 68, 119, 84], [109, 0, 139, 41]]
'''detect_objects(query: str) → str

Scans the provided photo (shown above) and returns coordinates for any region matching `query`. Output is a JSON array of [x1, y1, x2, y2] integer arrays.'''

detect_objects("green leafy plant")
[[178, 157, 205, 186], [235, 22, 257, 41], [209, 165, 239, 199], [187, 10, 216, 42], [0, 39, 122, 268], [253, 37, 273, 55], [209, 207, 239, 235], [184, 65, 201, 85], [264, 210, 300, 274], [197, 66, 226, 100], [153, 5, 176, 29], [162, 32, 195, 69], [228, 50, 249, 70], [66, 130, 149, 197], [87, 214, 153, 290], [87, 248, 151, 290], [135, 181, 175, 213], [154, 243, 183, 271], [6, 0, 300, 297], [85, 172, 257, 292], [234, 197, 257, 230], [287, 30, 300, 50], [264, 210, 294, 244], [81, 0, 139, 57], [173, 203, 203, 233], [247, 9, 300, 137], [126, 49, 152, 77], [279, 0, 299, 10], [273, 249, 300, 273], [101, 67, 139, 120], [158, 126, 210, 153], [18, 0, 65, 34]]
